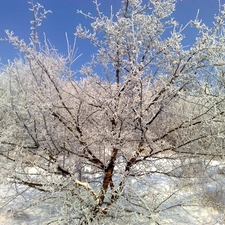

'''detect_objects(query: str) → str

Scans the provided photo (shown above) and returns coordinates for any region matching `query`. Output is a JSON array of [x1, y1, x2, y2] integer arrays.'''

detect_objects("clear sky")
[[0, 0, 224, 70]]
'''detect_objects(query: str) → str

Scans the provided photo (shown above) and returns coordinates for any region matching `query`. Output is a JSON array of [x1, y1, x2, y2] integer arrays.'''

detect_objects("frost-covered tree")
[[1, 0, 225, 224]]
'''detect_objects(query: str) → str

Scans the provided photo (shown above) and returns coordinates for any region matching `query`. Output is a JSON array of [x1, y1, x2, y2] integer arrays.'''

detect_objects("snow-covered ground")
[[0, 160, 225, 224], [0, 183, 59, 225]]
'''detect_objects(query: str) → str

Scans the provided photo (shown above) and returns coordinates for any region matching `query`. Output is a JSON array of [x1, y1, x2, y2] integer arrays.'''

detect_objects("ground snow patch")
[[0, 161, 225, 224]]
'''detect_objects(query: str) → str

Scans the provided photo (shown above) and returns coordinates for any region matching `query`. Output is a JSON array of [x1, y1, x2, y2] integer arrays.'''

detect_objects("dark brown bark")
[[99, 147, 118, 205]]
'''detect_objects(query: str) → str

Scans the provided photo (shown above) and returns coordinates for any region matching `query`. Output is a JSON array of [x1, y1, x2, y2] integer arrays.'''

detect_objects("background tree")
[[1, 0, 225, 224]]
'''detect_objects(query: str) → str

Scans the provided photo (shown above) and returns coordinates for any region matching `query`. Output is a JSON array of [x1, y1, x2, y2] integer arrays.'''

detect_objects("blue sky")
[[0, 0, 224, 70]]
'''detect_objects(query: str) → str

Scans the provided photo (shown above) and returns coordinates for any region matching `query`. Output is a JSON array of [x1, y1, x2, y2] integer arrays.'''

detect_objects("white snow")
[[0, 160, 225, 224]]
